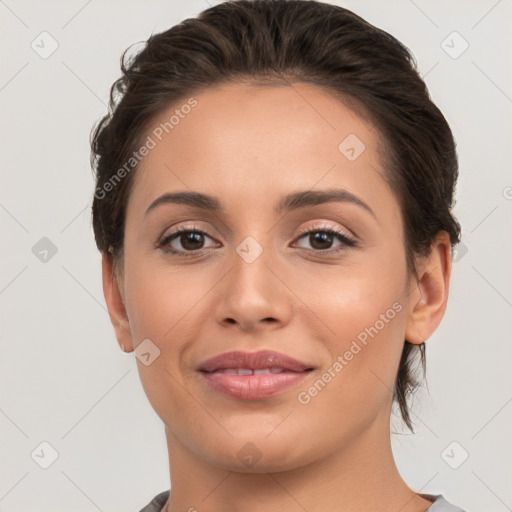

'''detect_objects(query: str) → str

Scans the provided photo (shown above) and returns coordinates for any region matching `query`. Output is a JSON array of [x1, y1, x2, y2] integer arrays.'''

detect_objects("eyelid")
[[159, 222, 214, 240], [295, 221, 355, 240]]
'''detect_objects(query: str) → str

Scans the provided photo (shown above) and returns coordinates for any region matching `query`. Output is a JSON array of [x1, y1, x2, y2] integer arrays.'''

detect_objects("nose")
[[213, 240, 293, 332]]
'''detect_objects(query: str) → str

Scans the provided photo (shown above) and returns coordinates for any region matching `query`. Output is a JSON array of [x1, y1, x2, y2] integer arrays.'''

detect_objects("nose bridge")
[[231, 232, 276, 304], [214, 231, 291, 329]]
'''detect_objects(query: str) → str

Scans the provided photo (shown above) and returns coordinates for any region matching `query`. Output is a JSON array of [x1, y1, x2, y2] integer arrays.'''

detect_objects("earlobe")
[[101, 253, 134, 353], [405, 232, 452, 345]]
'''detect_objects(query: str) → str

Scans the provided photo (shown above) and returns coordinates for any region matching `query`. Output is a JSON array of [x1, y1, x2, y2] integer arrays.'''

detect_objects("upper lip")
[[198, 350, 314, 373]]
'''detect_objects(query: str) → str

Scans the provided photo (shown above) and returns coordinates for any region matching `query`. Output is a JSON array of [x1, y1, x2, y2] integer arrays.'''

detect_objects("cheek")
[[295, 255, 406, 341], [294, 294, 406, 437], [123, 257, 208, 342], [291, 260, 407, 405], [121, 257, 208, 425], [122, 256, 220, 406]]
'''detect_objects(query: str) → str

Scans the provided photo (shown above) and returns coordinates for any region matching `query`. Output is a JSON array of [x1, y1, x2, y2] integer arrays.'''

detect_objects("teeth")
[[215, 368, 287, 375]]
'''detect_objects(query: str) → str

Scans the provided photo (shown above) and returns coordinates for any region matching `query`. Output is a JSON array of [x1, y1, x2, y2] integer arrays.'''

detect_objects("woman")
[[90, 1, 466, 510]]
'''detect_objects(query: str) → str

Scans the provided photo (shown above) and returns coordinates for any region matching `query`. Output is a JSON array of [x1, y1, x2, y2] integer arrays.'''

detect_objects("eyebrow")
[[145, 188, 375, 218]]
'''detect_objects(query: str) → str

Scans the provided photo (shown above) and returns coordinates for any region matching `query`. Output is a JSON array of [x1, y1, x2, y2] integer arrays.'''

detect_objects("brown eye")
[[307, 231, 335, 250], [294, 227, 356, 253], [175, 231, 206, 251], [159, 227, 219, 256]]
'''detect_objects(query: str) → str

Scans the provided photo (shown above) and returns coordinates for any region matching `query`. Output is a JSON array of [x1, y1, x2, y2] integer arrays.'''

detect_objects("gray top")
[[138, 490, 468, 511]]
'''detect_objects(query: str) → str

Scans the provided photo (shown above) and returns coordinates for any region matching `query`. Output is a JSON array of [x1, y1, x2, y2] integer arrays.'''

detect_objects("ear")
[[101, 252, 134, 353], [405, 231, 452, 345]]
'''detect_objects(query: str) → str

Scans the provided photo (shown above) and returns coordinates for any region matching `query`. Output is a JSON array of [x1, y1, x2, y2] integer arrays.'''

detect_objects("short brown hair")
[[90, 0, 461, 432]]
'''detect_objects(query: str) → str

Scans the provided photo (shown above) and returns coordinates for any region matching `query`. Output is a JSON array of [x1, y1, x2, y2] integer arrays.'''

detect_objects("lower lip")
[[200, 371, 311, 400]]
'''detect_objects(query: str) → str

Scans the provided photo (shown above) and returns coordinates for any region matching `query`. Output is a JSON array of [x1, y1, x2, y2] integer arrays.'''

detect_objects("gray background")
[[1, 1, 511, 511]]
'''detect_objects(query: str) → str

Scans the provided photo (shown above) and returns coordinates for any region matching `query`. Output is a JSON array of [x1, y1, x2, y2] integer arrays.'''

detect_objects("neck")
[[162, 409, 433, 512]]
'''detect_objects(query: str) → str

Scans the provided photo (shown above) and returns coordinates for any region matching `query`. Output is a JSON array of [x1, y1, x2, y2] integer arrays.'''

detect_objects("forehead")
[[127, 81, 394, 219]]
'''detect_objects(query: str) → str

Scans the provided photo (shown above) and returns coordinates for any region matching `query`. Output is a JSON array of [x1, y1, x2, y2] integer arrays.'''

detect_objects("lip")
[[198, 350, 314, 400]]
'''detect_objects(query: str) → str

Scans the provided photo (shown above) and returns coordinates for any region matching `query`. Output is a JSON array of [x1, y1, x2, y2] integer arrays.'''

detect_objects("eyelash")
[[157, 224, 357, 258]]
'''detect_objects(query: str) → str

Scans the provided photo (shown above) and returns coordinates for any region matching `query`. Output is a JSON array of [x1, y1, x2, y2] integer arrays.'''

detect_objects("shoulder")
[[137, 490, 468, 512], [421, 493, 468, 512], [138, 490, 170, 512]]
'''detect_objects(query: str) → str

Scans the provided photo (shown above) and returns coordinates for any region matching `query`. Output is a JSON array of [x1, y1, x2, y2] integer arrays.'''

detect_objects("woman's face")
[[110, 82, 430, 471]]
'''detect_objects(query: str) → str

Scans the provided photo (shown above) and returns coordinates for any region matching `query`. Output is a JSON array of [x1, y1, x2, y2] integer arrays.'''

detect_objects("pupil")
[[311, 232, 332, 250], [182, 232, 203, 250]]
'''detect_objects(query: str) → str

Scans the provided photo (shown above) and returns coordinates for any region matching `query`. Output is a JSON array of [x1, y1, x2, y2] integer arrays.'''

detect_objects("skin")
[[102, 82, 452, 512]]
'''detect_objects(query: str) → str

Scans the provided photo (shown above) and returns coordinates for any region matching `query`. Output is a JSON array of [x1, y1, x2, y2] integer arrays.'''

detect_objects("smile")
[[197, 350, 315, 400]]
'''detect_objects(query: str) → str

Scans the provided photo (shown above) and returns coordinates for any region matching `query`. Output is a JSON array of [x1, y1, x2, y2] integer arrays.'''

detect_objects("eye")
[[293, 224, 356, 253], [158, 226, 219, 256], [157, 223, 357, 258]]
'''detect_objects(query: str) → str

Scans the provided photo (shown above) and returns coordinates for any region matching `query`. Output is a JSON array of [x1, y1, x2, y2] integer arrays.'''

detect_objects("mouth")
[[197, 350, 315, 400]]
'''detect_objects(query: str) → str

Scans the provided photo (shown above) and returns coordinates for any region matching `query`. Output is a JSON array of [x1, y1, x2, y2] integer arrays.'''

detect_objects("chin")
[[211, 447, 306, 474], [197, 430, 315, 474]]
